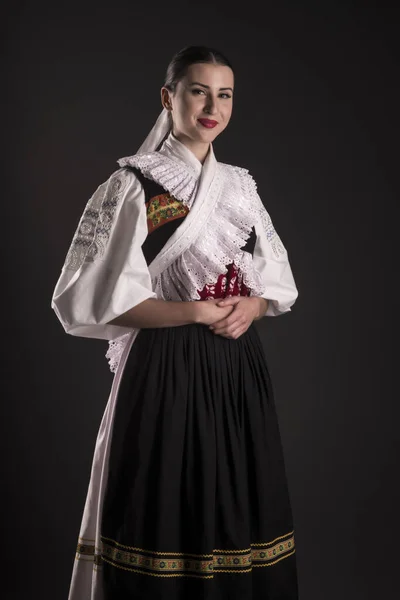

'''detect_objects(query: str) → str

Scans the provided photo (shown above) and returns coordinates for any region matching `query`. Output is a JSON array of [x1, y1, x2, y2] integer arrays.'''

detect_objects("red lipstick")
[[198, 118, 218, 129]]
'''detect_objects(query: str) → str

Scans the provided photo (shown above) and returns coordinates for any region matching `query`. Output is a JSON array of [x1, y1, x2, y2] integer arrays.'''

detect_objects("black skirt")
[[101, 322, 299, 599]]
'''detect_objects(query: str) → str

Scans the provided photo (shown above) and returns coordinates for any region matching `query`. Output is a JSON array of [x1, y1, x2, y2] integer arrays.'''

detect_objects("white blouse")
[[51, 133, 298, 345]]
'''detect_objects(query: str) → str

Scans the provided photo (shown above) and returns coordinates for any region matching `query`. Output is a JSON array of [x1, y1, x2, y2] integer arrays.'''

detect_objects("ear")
[[161, 87, 173, 111]]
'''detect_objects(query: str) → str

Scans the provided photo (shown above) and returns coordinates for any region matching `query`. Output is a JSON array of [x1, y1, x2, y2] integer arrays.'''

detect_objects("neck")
[[172, 130, 210, 164]]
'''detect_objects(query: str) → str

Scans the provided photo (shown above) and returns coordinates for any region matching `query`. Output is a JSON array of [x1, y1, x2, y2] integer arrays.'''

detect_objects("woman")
[[52, 46, 299, 600]]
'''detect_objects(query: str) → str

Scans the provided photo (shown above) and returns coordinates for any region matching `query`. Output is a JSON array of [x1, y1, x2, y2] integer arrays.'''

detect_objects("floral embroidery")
[[64, 170, 130, 271], [146, 193, 189, 234], [198, 263, 251, 300], [85, 531, 296, 578], [251, 537, 294, 565]]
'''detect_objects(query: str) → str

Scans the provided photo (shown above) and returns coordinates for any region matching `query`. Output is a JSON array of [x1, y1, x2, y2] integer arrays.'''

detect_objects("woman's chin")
[[194, 126, 219, 143]]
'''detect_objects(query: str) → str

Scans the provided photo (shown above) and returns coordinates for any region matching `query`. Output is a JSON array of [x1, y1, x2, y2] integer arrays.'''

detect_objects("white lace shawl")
[[105, 147, 292, 373], [52, 134, 297, 373]]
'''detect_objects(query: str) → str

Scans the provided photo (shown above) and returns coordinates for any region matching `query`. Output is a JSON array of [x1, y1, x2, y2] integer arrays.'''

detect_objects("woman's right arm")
[[52, 168, 233, 338], [51, 169, 157, 340], [108, 298, 233, 329]]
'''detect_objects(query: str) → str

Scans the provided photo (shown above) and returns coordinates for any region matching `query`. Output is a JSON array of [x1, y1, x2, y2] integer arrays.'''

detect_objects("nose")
[[204, 95, 218, 115]]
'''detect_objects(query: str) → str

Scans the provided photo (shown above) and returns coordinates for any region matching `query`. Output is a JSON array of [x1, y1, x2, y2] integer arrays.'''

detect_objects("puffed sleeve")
[[51, 167, 156, 340], [251, 189, 299, 317]]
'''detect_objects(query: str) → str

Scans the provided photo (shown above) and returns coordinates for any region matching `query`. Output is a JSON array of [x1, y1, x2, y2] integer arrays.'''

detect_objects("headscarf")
[[136, 108, 172, 153]]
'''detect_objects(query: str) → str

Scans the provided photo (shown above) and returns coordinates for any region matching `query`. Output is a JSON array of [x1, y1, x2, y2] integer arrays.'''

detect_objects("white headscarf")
[[136, 108, 172, 154]]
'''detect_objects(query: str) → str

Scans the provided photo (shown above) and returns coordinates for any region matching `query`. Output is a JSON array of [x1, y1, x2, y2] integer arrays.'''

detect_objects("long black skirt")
[[101, 323, 298, 599]]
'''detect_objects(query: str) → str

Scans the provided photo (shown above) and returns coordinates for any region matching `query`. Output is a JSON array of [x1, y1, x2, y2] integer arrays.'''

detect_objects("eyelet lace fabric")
[[105, 154, 285, 373], [118, 152, 199, 209], [248, 177, 286, 259], [105, 332, 131, 374], [151, 163, 266, 302]]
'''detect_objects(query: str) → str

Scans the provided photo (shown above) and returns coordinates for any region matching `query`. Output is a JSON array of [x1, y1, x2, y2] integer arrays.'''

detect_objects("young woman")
[[52, 45, 299, 600]]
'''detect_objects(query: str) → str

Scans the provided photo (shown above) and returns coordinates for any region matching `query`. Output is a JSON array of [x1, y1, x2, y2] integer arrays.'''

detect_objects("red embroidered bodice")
[[198, 263, 251, 300]]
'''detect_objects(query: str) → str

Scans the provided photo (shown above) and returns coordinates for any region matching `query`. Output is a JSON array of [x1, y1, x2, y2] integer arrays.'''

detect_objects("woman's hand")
[[195, 298, 235, 326], [209, 297, 269, 339]]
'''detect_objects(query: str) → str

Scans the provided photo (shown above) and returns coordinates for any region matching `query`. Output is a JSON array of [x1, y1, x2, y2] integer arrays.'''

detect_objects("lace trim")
[[245, 173, 286, 259], [64, 170, 130, 271], [105, 159, 285, 372], [105, 332, 131, 374], [152, 164, 266, 301], [118, 152, 198, 208]]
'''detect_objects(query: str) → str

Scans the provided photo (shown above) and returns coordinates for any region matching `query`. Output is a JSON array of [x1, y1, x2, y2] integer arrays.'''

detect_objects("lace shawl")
[[105, 150, 285, 373]]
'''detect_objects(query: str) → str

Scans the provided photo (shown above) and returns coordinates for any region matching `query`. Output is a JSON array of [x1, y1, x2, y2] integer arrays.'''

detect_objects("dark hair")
[[164, 45, 234, 92]]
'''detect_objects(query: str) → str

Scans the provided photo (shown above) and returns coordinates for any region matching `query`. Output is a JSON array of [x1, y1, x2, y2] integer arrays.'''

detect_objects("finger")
[[213, 318, 247, 336], [227, 322, 250, 339], [230, 325, 248, 339], [218, 325, 246, 339], [210, 312, 241, 331], [209, 317, 228, 331], [219, 314, 250, 334], [211, 315, 242, 332], [217, 297, 241, 307]]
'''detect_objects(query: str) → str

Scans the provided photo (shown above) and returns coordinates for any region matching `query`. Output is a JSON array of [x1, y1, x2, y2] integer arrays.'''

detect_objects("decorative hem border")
[[75, 530, 295, 579]]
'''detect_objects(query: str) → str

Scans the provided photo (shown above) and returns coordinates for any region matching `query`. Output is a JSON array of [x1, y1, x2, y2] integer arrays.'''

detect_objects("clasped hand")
[[205, 297, 265, 340]]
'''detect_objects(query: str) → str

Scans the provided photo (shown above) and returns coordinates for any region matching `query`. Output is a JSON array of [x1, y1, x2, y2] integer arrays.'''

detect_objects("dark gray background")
[[2, 1, 398, 598]]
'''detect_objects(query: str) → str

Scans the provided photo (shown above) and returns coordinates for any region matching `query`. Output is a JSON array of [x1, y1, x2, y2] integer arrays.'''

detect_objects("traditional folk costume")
[[52, 109, 299, 599]]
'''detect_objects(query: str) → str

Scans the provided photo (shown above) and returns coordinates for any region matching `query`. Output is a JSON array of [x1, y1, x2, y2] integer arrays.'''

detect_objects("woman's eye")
[[191, 89, 232, 99]]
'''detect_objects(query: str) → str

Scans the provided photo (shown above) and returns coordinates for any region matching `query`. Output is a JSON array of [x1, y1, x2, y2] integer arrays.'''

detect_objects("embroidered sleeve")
[[63, 169, 131, 271], [51, 168, 156, 342]]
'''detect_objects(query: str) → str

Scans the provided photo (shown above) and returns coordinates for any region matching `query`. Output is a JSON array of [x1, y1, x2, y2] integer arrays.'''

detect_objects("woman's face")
[[162, 62, 234, 147]]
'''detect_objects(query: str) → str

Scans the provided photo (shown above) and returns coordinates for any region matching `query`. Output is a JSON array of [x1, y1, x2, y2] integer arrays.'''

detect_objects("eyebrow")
[[189, 81, 234, 92]]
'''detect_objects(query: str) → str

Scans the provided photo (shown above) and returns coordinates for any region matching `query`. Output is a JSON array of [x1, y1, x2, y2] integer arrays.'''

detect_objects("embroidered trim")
[[146, 193, 189, 233], [105, 155, 287, 372], [198, 263, 250, 300], [152, 164, 266, 302], [74, 531, 295, 578], [118, 152, 198, 207], [97, 531, 295, 578], [76, 542, 103, 566], [77, 543, 95, 556], [64, 170, 131, 271]]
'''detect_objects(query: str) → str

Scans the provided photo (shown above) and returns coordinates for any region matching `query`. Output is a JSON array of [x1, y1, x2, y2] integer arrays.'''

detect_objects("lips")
[[198, 118, 219, 129]]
